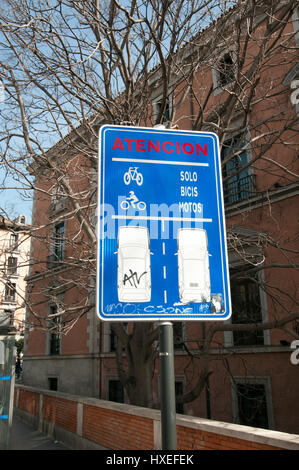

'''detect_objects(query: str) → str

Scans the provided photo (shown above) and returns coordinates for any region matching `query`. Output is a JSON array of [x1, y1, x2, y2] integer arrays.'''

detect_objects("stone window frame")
[[231, 375, 275, 430]]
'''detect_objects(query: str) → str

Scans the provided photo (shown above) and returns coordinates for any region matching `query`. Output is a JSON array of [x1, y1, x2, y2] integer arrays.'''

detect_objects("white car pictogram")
[[116, 226, 152, 303], [176, 228, 211, 303]]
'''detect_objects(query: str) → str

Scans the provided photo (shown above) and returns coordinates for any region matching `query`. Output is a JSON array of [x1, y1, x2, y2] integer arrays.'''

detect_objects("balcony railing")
[[223, 174, 256, 205]]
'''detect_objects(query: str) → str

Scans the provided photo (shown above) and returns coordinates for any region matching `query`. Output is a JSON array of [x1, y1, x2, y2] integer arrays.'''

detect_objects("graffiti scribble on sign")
[[123, 269, 147, 288]]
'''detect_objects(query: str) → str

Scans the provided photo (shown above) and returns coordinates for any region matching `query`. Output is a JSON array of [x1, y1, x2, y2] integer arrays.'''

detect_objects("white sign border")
[[96, 125, 232, 322]]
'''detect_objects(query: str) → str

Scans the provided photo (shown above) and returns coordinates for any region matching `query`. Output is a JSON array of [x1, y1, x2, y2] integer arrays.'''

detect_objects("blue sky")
[[0, 172, 33, 223]]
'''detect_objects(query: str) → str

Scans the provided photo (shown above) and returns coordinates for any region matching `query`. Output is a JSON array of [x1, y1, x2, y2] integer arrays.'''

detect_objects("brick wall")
[[43, 395, 77, 435], [83, 405, 154, 450], [176, 426, 281, 450], [16, 388, 40, 417], [14, 385, 299, 451]]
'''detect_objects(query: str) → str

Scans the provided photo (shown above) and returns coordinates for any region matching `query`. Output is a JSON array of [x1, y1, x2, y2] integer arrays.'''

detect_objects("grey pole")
[[159, 321, 177, 450]]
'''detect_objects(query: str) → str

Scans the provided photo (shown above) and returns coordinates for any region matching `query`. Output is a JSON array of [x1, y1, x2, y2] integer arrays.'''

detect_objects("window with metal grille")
[[236, 382, 269, 429], [230, 267, 264, 346], [7, 257, 17, 276], [221, 135, 256, 205], [49, 304, 61, 355], [54, 222, 65, 261]]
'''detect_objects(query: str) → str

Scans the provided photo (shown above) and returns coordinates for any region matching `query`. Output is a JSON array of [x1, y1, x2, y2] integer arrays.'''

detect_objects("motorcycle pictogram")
[[120, 191, 146, 210]]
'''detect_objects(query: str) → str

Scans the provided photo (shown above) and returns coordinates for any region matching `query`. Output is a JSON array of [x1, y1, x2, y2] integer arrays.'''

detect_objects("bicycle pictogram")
[[120, 191, 146, 210], [124, 167, 143, 186]]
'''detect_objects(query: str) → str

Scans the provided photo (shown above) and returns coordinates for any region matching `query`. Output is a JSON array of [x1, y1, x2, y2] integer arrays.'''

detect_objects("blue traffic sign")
[[97, 125, 231, 321]]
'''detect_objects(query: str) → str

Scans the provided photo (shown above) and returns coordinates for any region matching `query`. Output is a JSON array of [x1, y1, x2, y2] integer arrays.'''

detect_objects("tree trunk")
[[120, 323, 156, 407]]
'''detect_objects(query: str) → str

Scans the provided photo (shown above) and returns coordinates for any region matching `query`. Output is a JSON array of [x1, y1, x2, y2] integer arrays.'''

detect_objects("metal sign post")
[[97, 124, 231, 449], [159, 322, 177, 450]]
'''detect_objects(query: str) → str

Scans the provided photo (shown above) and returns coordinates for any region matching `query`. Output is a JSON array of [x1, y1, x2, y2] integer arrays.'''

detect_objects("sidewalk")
[[9, 416, 68, 450]]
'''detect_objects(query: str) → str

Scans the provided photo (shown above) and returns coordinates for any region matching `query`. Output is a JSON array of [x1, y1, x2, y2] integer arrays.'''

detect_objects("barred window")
[[221, 135, 255, 205], [230, 267, 264, 347]]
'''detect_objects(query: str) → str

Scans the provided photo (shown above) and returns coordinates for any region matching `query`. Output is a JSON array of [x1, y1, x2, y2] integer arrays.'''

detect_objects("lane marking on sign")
[[162, 242, 166, 255], [163, 266, 167, 279], [164, 290, 167, 303], [112, 158, 209, 167], [112, 215, 213, 222]]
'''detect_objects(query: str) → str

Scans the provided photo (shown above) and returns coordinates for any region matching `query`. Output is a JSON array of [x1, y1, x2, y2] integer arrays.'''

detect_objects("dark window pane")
[[48, 377, 58, 391], [237, 383, 269, 429], [219, 53, 234, 86], [231, 268, 264, 346], [108, 380, 124, 403], [49, 305, 61, 355], [154, 98, 171, 124], [110, 329, 117, 351], [54, 222, 65, 261], [175, 381, 184, 414], [173, 322, 184, 350]]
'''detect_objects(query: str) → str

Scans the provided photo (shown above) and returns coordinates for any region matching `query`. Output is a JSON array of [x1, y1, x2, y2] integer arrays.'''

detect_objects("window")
[[48, 222, 65, 268], [230, 267, 264, 346], [7, 257, 17, 276], [212, 51, 235, 94], [48, 377, 58, 391], [51, 222, 65, 263], [218, 53, 235, 87], [108, 379, 124, 403], [175, 381, 185, 414], [236, 382, 269, 429], [0, 310, 14, 326], [153, 95, 172, 125], [4, 282, 16, 302], [50, 182, 68, 214], [173, 322, 184, 350], [110, 328, 117, 352], [109, 323, 128, 352], [221, 135, 255, 205], [48, 304, 61, 355], [9, 233, 18, 250], [293, 320, 299, 336]]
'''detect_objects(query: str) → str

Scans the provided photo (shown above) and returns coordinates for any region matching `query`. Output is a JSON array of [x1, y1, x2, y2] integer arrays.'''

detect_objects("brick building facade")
[[23, 2, 299, 434]]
